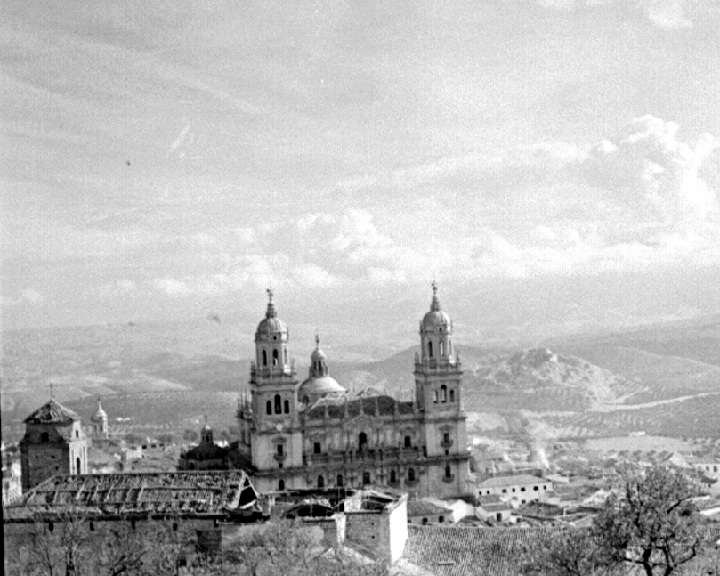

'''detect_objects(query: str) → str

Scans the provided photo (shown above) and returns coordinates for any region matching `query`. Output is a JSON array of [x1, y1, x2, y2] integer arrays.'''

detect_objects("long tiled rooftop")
[[404, 524, 554, 576], [4, 471, 257, 520]]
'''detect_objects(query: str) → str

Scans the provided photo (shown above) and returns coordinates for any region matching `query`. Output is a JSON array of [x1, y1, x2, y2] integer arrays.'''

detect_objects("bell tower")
[[414, 282, 464, 415], [415, 282, 468, 490], [247, 290, 303, 491]]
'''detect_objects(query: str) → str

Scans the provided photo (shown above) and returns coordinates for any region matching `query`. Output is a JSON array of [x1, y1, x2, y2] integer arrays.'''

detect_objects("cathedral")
[[237, 284, 471, 499]]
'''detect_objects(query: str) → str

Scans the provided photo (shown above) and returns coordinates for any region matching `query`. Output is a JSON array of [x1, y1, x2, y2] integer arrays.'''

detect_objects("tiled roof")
[[477, 474, 547, 489], [305, 395, 415, 419], [4, 471, 257, 520], [407, 500, 452, 517], [24, 399, 79, 424], [404, 524, 558, 576]]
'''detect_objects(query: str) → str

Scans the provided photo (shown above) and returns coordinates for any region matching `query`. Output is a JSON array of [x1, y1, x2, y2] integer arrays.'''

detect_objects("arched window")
[[76, 458, 81, 475], [40, 432, 49, 443], [404, 435, 411, 449], [272, 349, 279, 366], [266, 401, 272, 415], [284, 400, 289, 413], [358, 432, 368, 451], [408, 468, 416, 483], [449, 389, 455, 402], [428, 341, 433, 358], [441, 385, 447, 402], [433, 390, 438, 403], [317, 475, 325, 489], [274, 394, 282, 414], [390, 470, 397, 484], [422, 518, 428, 525], [278, 479, 285, 491], [440, 341, 444, 356], [262, 350, 267, 366], [439, 515, 445, 523], [336, 474, 344, 487], [362, 471, 371, 485]]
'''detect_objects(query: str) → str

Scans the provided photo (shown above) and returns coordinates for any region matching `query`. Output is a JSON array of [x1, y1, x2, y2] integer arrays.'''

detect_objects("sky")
[[2, 0, 720, 342]]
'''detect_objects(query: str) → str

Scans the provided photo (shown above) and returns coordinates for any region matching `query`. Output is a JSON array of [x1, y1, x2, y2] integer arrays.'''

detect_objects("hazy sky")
[[2, 0, 720, 339]]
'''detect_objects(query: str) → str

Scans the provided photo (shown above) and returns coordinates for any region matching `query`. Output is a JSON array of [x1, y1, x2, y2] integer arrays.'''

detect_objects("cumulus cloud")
[[585, 115, 717, 227]]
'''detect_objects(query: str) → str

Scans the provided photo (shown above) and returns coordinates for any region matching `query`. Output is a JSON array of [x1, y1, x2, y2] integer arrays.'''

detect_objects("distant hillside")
[[4, 314, 720, 442]]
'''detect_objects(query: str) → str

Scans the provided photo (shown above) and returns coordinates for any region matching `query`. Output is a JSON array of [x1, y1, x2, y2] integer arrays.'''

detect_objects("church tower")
[[19, 399, 87, 493], [414, 283, 469, 493], [247, 290, 303, 491], [91, 396, 109, 440]]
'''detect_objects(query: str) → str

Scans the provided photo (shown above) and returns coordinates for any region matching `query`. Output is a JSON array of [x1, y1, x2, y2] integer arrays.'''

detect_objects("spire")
[[265, 288, 277, 318], [315, 330, 320, 349], [430, 280, 441, 312]]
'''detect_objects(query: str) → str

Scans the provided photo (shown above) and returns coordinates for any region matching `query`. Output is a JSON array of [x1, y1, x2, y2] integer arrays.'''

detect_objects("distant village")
[[3, 288, 720, 574]]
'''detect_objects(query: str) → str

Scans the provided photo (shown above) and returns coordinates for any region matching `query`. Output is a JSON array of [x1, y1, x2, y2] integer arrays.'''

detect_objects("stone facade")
[[19, 400, 88, 493], [238, 286, 471, 500]]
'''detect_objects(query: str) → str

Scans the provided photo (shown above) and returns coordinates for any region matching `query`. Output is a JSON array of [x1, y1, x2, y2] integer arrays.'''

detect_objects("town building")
[[90, 397, 109, 441], [178, 424, 231, 471], [237, 285, 471, 499], [475, 474, 552, 506], [18, 399, 87, 493]]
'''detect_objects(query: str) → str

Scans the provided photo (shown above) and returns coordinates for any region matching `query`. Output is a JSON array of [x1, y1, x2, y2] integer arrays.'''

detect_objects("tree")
[[157, 433, 175, 445], [183, 429, 198, 443], [521, 528, 615, 576], [124, 433, 144, 446], [594, 466, 702, 576]]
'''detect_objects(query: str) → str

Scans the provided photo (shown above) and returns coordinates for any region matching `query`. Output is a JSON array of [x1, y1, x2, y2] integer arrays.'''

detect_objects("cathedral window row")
[[266, 394, 290, 415], [426, 339, 452, 359], [432, 385, 456, 403], [260, 347, 288, 367]]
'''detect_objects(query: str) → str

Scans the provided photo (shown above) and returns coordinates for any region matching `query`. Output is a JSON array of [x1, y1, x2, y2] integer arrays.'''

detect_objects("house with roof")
[[19, 399, 87, 492], [407, 499, 455, 525], [475, 494, 514, 523], [475, 474, 553, 506]]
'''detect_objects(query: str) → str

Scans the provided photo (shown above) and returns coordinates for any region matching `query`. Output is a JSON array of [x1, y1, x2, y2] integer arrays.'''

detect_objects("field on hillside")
[[4, 314, 720, 445]]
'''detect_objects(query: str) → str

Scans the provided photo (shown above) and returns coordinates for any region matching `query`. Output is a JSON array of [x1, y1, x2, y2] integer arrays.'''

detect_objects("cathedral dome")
[[255, 290, 288, 339], [299, 375, 345, 398], [299, 334, 346, 404], [92, 398, 107, 421], [310, 347, 326, 363], [420, 282, 451, 331]]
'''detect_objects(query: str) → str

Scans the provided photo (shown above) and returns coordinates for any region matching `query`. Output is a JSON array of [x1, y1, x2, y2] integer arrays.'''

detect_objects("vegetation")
[[594, 467, 702, 576], [183, 429, 198, 443], [4, 515, 389, 576], [4, 510, 192, 576], [522, 467, 705, 576]]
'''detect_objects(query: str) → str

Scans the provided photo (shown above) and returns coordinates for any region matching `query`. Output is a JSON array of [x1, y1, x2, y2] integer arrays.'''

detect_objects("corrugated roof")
[[4, 471, 257, 520]]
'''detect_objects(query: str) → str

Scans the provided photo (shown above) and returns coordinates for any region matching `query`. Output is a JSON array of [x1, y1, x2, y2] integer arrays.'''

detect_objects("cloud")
[[585, 115, 717, 227], [640, 0, 693, 29], [152, 278, 191, 297], [21, 288, 45, 304]]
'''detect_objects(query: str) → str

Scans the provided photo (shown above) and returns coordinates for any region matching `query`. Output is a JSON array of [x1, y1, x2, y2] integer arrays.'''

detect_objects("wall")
[[344, 497, 408, 565]]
